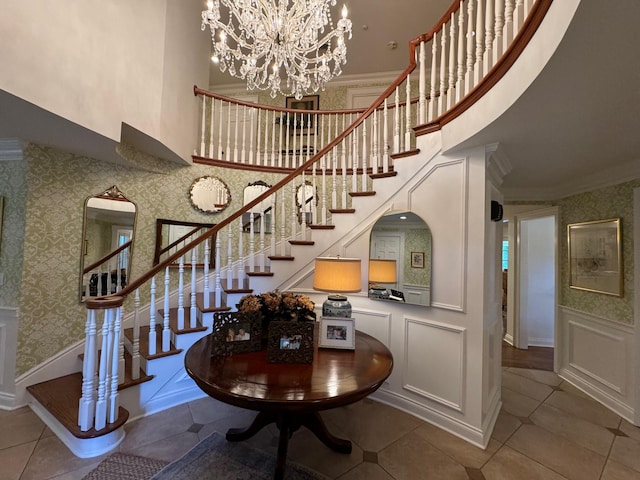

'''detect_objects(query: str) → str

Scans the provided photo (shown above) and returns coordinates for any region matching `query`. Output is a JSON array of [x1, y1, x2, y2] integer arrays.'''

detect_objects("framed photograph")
[[267, 321, 314, 364], [318, 317, 355, 350], [568, 218, 623, 297], [411, 251, 425, 268], [285, 95, 319, 136], [211, 311, 262, 356]]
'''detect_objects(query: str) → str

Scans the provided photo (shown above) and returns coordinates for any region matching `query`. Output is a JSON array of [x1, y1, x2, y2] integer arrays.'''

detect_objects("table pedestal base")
[[226, 411, 352, 480]]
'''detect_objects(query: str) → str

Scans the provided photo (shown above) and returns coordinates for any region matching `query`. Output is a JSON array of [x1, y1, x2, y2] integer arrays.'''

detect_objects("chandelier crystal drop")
[[202, 0, 352, 99]]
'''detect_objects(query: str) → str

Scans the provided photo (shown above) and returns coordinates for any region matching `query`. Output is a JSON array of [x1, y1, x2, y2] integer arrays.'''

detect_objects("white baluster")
[[457, 2, 466, 102], [190, 248, 197, 328], [382, 101, 389, 173], [503, 0, 514, 51], [200, 95, 206, 156], [419, 41, 427, 124], [203, 238, 210, 309], [484, 0, 495, 73], [78, 309, 97, 431], [226, 101, 231, 161], [217, 99, 223, 159], [474, 0, 485, 84], [331, 117, 338, 210], [209, 95, 215, 157], [372, 108, 379, 174], [494, 0, 505, 63], [263, 108, 270, 167], [429, 33, 438, 121], [351, 114, 358, 193], [513, 0, 524, 31], [255, 109, 262, 166], [162, 267, 170, 352], [341, 114, 348, 204], [109, 306, 121, 423], [448, 12, 457, 110], [279, 189, 287, 255], [271, 109, 277, 167], [233, 103, 239, 162], [321, 116, 328, 224], [249, 107, 255, 164], [259, 207, 266, 269], [148, 277, 157, 356], [131, 289, 140, 380], [177, 255, 185, 330], [405, 78, 412, 149], [465, 0, 475, 92], [241, 105, 247, 163], [393, 87, 400, 153], [249, 211, 256, 271], [215, 234, 222, 307], [438, 24, 447, 115], [278, 111, 284, 168], [361, 117, 368, 192], [227, 226, 233, 290], [291, 183, 298, 239], [94, 309, 112, 430]]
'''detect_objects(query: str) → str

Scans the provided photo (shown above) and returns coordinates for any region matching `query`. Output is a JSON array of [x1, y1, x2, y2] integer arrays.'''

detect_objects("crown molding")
[[502, 157, 640, 202], [485, 143, 512, 187], [0, 138, 25, 161]]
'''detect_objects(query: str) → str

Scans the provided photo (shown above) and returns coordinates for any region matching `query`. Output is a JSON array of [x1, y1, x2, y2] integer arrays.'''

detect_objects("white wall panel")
[[558, 306, 634, 421], [403, 317, 466, 411]]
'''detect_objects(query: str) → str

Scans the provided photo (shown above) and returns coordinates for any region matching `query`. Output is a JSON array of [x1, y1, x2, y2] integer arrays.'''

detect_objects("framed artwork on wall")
[[285, 95, 319, 136], [568, 218, 622, 297], [411, 251, 425, 268]]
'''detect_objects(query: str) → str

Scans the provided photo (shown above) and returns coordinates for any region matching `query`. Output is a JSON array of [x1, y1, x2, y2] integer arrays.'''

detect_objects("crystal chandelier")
[[201, 0, 352, 99]]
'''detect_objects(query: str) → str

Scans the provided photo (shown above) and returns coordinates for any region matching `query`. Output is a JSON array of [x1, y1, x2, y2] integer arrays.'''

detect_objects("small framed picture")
[[411, 251, 425, 268], [267, 321, 314, 363], [318, 317, 355, 350], [211, 311, 262, 356]]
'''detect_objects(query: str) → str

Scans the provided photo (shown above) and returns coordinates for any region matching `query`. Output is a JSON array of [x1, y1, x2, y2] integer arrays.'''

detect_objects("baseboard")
[[371, 388, 489, 449]]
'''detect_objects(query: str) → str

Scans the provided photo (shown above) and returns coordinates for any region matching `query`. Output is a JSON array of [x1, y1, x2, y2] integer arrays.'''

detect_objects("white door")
[[370, 233, 403, 290], [513, 207, 558, 355]]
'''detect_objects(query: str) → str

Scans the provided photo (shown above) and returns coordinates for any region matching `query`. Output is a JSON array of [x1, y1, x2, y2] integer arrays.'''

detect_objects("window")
[[502, 240, 509, 271]]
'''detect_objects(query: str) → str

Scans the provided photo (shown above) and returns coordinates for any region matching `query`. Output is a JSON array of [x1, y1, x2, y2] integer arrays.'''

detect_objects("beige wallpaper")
[[558, 180, 639, 324], [14, 144, 286, 376], [0, 159, 27, 307], [404, 228, 431, 287]]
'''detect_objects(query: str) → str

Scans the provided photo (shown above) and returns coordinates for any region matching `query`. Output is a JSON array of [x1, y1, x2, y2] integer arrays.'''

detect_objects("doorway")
[[503, 206, 559, 371]]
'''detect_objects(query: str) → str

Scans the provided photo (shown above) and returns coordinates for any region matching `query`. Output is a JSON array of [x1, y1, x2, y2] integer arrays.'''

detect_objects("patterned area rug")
[[83, 432, 328, 480]]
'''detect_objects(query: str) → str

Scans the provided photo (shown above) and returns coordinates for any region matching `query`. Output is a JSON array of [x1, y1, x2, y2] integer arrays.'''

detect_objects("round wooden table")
[[184, 329, 393, 480]]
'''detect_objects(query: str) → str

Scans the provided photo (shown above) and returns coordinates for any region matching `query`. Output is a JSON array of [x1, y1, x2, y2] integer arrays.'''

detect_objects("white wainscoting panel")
[[0, 307, 19, 408], [352, 308, 392, 347], [403, 317, 466, 412], [558, 306, 634, 421]]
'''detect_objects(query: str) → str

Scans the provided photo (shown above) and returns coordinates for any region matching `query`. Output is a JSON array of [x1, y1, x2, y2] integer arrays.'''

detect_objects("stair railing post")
[[78, 309, 97, 431], [162, 267, 170, 352], [131, 289, 141, 380], [190, 248, 197, 328], [177, 255, 185, 330]]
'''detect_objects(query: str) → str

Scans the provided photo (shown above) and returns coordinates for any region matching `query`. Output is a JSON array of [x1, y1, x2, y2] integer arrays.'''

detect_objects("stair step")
[[27, 372, 129, 439], [268, 255, 295, 260], [124, 325, 182, 360], [390, 148, 420, 159], [78, 351, 154, 390], [309, 224, 335, 230], [329, 208, 356, 214], [370, 171, 398, 179], [195, 292, 232, 313], [157, 308, 208, 335], [349, 191, 376, 197], [289, 240, 315, 246], [247, 270, 275, 277]]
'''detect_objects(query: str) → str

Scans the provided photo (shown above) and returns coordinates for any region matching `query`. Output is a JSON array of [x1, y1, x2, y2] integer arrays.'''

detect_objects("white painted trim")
[[0, 307, 18, 409], [634, 187, 640, 424]]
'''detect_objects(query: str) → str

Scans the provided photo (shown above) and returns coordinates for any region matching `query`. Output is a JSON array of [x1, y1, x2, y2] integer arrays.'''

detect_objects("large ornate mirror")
[[189, 176, 231, 214], [242, 181, 273, 233], [369, 211, 431, 306], [79, 186, 137, 302]]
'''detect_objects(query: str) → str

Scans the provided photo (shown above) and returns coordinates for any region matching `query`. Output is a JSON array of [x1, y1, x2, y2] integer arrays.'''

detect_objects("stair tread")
[[195, 292, 232, 312], [349, 191, 376, 197], [390, 148, 420, 159], [268, 255, 295, 260], [370, 171, 398, 179], [27, 372, 129, 439], [247, 270, 275, 277], [157, 308, 208, 334], [120, 350, 154, 390], [308, 225, 335, 230], [328, 208, 356, 214], [124, 325, 183, 360], [289, 240, 315, 245]]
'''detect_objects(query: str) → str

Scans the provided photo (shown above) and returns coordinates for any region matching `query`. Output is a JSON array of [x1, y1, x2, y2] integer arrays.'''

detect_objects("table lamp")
[[313, 257, 361, 318], [368, 259, 397, 298]]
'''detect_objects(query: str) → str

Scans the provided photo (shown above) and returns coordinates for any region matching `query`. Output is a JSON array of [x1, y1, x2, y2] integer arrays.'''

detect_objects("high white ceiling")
[[208, 0, 454, 87]]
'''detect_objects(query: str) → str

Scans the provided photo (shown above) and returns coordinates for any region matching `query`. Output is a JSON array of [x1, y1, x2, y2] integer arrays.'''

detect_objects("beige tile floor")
[[3, 367, 640, 479]]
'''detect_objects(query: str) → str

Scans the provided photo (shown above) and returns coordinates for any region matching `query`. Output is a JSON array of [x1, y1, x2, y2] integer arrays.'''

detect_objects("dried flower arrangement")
[[237, 291, 316, 322]]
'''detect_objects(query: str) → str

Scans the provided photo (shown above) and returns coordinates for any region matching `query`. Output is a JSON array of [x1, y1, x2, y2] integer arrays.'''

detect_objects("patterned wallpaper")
[[0, 159, 27, 307], [13, 144, 286, 375], [404, 228, 431, 287], [558, 180, 639, 324]]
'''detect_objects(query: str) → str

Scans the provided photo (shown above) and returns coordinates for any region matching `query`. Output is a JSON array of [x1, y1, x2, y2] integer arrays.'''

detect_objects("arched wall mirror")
[[189, 176, 231, 214], [242, 181, 273, 233], [296, 181, 317, 225], [369, 211, 431, 306], [79, 186, 137, 302]]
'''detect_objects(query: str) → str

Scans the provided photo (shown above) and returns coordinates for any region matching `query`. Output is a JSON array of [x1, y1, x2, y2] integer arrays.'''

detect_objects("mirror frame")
[[153, 218, 216, 268], [79, 186, 137, 302], [189, 175, 231, 214]]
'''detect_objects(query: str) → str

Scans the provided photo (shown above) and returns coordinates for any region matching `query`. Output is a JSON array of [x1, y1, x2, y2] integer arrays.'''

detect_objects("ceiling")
[[208, 0, 454, 86]]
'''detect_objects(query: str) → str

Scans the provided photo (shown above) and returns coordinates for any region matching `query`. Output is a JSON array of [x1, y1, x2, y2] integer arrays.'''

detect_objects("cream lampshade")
[[368, 259, 397, 284], [313, 257, 361, 317]]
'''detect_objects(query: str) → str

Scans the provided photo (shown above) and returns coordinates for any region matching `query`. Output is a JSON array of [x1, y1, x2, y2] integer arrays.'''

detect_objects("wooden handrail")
[[82, 240, 132, 275]]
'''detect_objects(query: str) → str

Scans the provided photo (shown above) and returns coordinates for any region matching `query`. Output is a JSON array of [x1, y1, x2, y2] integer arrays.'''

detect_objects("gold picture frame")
[[411, 251, 425, 268], [568, 218, 622, 297]]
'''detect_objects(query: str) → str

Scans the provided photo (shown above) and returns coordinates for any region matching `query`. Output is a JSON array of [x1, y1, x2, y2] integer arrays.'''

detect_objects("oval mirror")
[[79, 186, 137, 302], [189, 176, 231, 214], [369, 211, 431, 306]]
